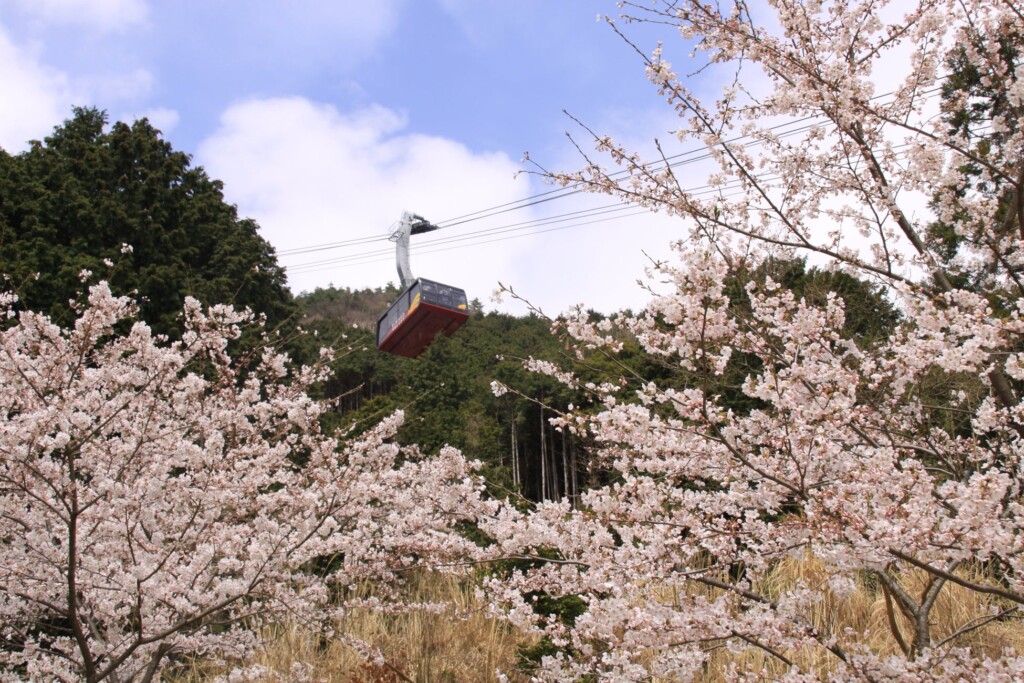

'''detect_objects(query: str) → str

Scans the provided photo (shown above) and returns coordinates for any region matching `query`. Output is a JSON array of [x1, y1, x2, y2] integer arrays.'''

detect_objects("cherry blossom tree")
[[481, 0, 1024, 679], [0, 283, 485, 682]]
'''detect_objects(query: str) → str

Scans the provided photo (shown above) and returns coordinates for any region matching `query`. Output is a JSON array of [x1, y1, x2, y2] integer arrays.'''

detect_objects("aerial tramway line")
[[375, 212, 469, 358], [286, 87, 941, 282], [318, 88, 942, 359]]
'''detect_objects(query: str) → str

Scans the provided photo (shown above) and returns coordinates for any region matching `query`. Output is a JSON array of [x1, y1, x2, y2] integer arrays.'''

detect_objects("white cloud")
[[0, 26, 164, 152], [502, 104, 698, 316], [196, 96, 691, 317], [127, 107, 179, 135], [502, 186, 683, 317], [0, 27, 74, 151], [196, 97, 537, 308], [8, 0, 147, 32]]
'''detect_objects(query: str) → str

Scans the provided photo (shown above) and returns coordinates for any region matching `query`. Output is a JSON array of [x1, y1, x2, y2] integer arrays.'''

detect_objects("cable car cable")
[[276, 86, 944, 260], [285, 130, 932, 276]]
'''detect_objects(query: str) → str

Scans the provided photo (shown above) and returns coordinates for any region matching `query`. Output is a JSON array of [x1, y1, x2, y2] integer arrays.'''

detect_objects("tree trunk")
[[539, 407, 547, 500], [570, 438, 578, 507], [561, 429, 569, 501], [510, 414, 519, 490]]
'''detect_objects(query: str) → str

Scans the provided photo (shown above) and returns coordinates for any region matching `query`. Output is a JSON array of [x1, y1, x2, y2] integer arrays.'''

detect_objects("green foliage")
[[942, 29, 1021, 150], [731, 257, 900, 344], [0, 107, 297, 338], [299, 283, 400, 329], [296, 261, 897, 504], [517, 636, 562, 669], [297, 284, 588, 499], [525, 592, 588, 627], [927, 32, 1022, 298], [516, 589, 589, 674]]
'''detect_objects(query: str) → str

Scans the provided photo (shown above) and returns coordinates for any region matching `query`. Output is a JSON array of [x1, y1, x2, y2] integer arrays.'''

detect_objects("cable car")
[[376, 213, 469, 358]]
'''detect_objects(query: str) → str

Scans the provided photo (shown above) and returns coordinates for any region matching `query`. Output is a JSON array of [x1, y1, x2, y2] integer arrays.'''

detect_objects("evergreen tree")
[[0, 107, 296, 337]]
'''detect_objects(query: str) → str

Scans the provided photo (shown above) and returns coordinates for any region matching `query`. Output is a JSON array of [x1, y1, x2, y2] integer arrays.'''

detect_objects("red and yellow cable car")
[[375, 213, 469, 358], [376, 278, 468, 357]]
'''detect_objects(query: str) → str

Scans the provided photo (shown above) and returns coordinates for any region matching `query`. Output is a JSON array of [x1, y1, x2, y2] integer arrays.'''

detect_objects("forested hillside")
[[297, 284, 588, 501], [296, 258, 898, 504]]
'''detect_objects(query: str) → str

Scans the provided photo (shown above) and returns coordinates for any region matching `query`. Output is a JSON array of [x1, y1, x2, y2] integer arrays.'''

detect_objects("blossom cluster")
[[0, 283, 487, 681], [478, 0, 1024, 679]]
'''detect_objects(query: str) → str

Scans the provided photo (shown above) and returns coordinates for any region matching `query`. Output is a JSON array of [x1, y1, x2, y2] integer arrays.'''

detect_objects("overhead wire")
[[276, 109, 833, 262], [277, 233, 385, 257], [285, 202, 642, 274], [281, 118, 819, 273], [287, 210, 642, 275], [287, 126, 944, 277], [279, 85, 949, 275], [288, 208, 663, 278]]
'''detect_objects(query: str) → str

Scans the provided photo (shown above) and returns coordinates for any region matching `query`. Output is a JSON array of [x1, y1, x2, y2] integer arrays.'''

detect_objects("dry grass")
[[696, 554, 1024, 680], [175, 572, 532, 682], [176, 558, 1024, 681]]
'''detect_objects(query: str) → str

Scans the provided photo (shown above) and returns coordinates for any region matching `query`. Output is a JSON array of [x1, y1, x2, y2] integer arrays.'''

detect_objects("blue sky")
[[0, 0, 697, 315]]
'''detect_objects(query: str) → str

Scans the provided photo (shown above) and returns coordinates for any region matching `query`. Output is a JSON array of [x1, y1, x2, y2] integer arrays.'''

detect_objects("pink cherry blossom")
[[481, 0, 1024, 678], [0, 283, 488, 682]]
